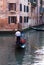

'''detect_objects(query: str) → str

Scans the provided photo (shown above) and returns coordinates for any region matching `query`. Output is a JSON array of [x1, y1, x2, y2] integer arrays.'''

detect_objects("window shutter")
[[8, 17, 10, 24], [8, 4, 10, 11]]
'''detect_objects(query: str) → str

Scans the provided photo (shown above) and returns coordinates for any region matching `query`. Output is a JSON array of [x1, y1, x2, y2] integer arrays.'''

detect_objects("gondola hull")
[[16, 43, 26, 49], [20, 44, 26, 48]]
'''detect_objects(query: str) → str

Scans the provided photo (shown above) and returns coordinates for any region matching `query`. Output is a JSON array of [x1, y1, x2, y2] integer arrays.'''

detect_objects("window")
[[27, 6, 29, 12], [20, 4, 22, 11], [19, 16, 22, 23], [8, 3, 16, 11], [24, 5, 25, 12], [24, 5, 29, 12], [8, 17, 10, 24], [27, 17, 29, 22], [24, 16, 29, 23], [8, 16, 17, 24], [24, 17, 27, 23], [24, 5, 27, 12], [24, 6, 26, 12]]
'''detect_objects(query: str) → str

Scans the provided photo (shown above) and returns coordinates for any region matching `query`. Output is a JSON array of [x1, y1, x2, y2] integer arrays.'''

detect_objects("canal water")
[[0, 30, 44, 65]]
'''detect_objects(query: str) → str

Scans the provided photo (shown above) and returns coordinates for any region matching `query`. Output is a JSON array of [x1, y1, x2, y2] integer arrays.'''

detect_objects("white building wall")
[[7, 0, 17, 3], [19, 0, 29, 29], [20, 0, 28, 5], [28, 2, 32, 26], [7, 0, 31, 29], [19, 0, 28, 16], [32, 0, 40, 26]]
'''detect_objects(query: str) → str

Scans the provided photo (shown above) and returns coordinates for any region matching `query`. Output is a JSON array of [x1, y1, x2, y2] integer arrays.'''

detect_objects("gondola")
[[15, 31, 26, 49], [16, 42, 26, 49], [16, 38, 26, 49], [31, 27, 44, 31], [20, 44, 26, 48]]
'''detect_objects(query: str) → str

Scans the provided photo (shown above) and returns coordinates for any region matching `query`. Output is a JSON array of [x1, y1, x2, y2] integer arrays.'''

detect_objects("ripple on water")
[[32, 46, 44, 65]]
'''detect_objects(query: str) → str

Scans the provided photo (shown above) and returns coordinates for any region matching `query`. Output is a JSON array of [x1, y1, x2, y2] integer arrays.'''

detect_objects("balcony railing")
[[30, 0, 37, 7], [31, 1, 37, 7], [9, 10, 16, 13]]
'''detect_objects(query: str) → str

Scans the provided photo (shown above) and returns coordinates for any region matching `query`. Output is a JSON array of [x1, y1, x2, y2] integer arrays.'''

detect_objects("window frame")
[[20, 4, 22, 11], [8, 16, 17, 24], [8, 3, 16, 11], [19, 16, 22, 23]]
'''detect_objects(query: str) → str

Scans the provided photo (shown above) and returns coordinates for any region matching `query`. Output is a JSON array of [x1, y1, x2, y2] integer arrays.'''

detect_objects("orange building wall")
[[0, 17, 18, 30], [0, 0, 19, 30]]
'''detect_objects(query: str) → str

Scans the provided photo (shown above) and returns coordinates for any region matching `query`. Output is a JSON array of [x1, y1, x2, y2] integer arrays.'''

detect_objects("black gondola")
[[16, 31, 26, 49]]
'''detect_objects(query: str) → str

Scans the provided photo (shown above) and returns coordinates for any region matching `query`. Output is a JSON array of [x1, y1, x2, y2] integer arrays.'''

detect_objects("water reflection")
[[15, 48, 25, 65], [0, 30, 44, 65], [25, 31, 44, 65], [32, 46, 44, 65]]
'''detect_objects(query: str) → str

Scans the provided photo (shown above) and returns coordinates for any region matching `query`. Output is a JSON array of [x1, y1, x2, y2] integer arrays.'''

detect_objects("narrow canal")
[[0, 29, 44, 65]]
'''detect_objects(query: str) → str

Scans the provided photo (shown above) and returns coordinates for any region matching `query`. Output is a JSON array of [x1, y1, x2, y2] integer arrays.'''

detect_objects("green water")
[[0, 29, 44, 65]]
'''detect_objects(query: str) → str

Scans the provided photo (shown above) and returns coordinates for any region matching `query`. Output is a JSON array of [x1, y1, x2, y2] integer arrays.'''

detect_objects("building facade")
[[0, 0, 29, 30], [40, 0, 44, 24], [28, 0, 31, 26], [0, 0, 44, 30], [29, 0, 40, 26], [30, 0, 44, 26]]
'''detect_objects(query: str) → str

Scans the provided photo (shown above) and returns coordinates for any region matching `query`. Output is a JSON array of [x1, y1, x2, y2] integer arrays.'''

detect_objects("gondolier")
[[15, 29, 26, 48], [15, 29, 21, 44]]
